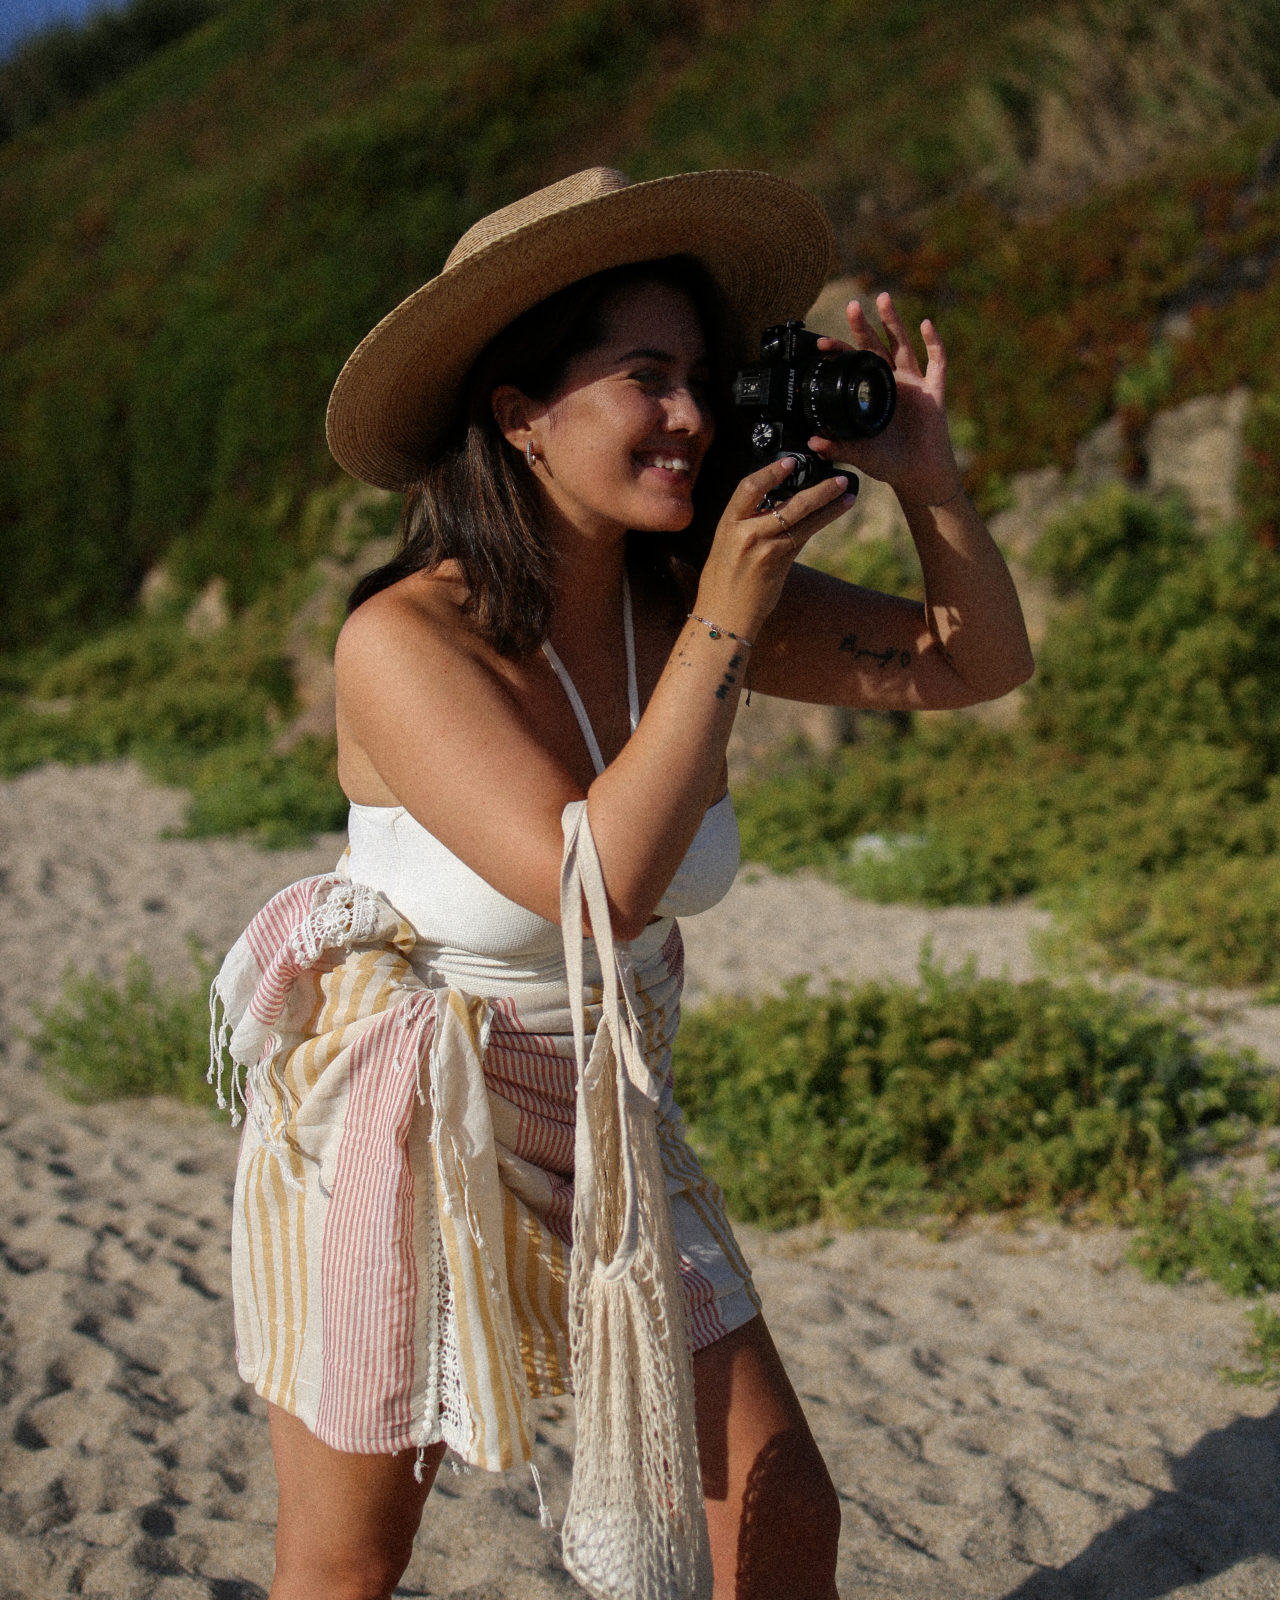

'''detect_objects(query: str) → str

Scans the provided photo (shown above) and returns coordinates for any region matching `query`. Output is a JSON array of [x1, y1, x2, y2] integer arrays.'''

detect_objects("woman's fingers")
[[727, 457, 852, 546], [850, 297, 891, 350], [832, 297, 874, 353], [876, 292, 924, 377], [920, 315, 947, 396], [825, 293, 943, 375], [780, 471, 853, 523], [819, 297, 887, 357], [731, 453, 801, 513], [763, 473, 855, 556]]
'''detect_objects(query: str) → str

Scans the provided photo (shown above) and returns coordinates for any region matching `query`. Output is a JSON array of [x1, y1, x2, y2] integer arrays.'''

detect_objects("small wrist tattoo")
[[714, 653, 744, 701]]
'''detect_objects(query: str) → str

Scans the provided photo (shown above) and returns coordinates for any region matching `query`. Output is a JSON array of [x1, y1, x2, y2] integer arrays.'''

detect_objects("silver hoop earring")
[[524, 440, 537, 469]]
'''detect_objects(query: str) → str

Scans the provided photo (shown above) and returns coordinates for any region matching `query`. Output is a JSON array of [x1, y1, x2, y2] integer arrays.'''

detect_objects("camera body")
[[731, 320, 897, 501]]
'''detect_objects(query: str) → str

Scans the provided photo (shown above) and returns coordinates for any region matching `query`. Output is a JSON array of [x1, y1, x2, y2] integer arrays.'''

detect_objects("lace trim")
[[287, 880, 382, 966]]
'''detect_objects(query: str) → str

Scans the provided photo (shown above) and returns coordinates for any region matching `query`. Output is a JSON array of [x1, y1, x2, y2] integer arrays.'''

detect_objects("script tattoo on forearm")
[[839, 633, 912, 670], [714, 652, 745, 701]]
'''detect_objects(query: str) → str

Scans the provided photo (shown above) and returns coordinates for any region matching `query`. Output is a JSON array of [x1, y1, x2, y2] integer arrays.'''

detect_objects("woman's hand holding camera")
[[811, 291, 964, 509], [699, 290, 967, 642], [696, 454, 857, 641]]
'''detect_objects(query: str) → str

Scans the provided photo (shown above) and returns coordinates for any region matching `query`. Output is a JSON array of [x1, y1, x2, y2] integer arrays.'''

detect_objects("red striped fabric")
[[315, 994, 436, 1449]]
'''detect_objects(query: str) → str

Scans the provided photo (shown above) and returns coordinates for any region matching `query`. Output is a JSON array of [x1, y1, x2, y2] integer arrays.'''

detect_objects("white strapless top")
[[345, 572, 740, 989], [346, 792, 739, 987]]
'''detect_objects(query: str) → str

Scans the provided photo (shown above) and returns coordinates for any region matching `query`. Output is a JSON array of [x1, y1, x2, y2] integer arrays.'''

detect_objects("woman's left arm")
[[745, 293, 1034, 712]]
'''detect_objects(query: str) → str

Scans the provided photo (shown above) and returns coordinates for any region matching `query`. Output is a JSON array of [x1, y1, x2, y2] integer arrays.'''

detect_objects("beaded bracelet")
[[688, 613, 754, 648]]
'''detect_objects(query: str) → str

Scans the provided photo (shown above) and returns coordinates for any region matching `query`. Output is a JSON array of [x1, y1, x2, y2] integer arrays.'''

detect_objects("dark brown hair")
[[348, 255, 746, 656]]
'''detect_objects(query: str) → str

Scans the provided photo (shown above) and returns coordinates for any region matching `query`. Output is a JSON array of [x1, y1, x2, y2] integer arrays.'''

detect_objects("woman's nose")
[[664, 384, 709, 435]]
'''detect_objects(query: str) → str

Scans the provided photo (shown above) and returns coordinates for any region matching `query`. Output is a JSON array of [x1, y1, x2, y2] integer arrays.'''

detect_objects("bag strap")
[[559, 800, 661, 1105]]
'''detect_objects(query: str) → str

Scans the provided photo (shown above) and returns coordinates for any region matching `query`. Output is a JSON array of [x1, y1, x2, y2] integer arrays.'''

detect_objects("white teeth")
[[642, 455, 691, 471]]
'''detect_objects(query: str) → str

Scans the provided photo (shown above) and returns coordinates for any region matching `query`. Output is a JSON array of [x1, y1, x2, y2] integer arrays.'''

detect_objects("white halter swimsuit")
[[346, 572, 741, 989]]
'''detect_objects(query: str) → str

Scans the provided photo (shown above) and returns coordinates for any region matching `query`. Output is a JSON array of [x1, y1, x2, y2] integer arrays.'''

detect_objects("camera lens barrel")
[[732, 322, 897, 501], [804, 350, 896, 439]]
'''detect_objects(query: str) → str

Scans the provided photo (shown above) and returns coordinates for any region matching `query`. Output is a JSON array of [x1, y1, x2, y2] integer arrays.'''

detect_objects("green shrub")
[[677, 963, 1280, 1381], [1130, 1184, 1280, 1296], [28, 953, 213, 1105], [808, 533, 924, 599], [674, 964, 1274, 1228], [1027, 487, 1280, 770], [2, 610, 295, 768], [1114, 340, 1175, 417], [181, 735, 346, 846], [1070, 855, 1280, 986], [735, 487, 1280, 983], [1223, 1303, 1280, 1386], [0, 603, 350, 846]]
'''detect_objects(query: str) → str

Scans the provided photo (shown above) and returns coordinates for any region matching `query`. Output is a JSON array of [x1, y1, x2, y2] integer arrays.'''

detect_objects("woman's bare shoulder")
[[335, 564, 514, 759], [337, 564, 474, 667], [333, 564, 580, 901], [334, 563, 557, 815]]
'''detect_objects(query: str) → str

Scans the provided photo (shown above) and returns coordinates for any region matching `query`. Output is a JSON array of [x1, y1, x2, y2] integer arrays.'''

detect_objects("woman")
[[218, 167, 1032, 1600]]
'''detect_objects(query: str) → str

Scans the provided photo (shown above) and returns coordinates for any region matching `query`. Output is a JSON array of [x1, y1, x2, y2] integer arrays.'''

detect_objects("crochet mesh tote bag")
[[558, 800, 714, 1600]]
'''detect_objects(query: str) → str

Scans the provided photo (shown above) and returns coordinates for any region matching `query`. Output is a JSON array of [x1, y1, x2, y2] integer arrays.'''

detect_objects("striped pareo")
[[210, 850, 758, 1492]]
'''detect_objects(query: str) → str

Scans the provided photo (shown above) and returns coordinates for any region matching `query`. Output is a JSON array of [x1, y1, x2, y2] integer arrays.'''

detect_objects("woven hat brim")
[[325, 169, 836, 491]]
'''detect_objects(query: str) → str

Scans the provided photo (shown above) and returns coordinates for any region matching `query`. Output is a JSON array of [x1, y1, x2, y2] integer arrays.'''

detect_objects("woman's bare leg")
[[267, 1403, 446, 1600], [692, 1315, 841, 1600]]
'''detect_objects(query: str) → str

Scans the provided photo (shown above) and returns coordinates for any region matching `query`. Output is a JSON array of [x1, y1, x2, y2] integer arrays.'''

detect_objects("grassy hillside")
[[6, 0, 1280, 986], [889, 122, 1280, 509], [4, 0, 1280, 646], [0, 0, 228, 140]]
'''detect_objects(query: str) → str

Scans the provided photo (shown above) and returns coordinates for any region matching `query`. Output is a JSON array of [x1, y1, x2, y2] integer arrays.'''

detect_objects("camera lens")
[[804, 351, 896, 439]]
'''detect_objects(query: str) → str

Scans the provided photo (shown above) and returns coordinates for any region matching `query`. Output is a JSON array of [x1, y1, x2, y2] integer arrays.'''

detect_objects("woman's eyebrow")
[[616, 345, 708, 366]]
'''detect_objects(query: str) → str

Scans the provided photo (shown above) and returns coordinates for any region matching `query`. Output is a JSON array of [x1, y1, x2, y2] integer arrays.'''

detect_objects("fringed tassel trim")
[[206, 980, 245, 1127], [529, 1460, 554, 1530]]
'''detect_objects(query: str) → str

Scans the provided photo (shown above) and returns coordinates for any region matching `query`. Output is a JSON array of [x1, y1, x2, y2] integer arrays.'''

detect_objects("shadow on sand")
[[1002, 1403, 1280, 1598]]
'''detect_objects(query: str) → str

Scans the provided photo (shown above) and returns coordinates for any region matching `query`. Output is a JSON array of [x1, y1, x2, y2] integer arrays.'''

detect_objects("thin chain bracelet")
[[687, 613, 754, 648]]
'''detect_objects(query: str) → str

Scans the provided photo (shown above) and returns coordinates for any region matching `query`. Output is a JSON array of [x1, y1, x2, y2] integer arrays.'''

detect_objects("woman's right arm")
[[335, 459, 849, 939]]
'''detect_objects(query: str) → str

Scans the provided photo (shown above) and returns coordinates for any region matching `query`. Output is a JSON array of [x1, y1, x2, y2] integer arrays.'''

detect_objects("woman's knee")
[[693, 1318, 840, 1595], [734, 1424, 841, 1590], [272, 1544, 413, 1600], [272, 1494, 426, 1600], [267, 1407, 440, 1600]]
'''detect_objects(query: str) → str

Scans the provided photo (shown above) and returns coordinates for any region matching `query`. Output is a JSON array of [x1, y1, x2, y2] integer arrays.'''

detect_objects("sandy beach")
[[1, 761, 1277, 1599]]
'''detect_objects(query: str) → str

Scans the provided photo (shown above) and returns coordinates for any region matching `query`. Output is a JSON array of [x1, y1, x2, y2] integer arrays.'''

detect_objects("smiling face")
[[514, 281, 716, 542]]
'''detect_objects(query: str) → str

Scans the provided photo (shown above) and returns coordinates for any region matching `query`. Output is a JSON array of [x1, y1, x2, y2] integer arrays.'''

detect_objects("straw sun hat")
[[325, 166, 836, 491]]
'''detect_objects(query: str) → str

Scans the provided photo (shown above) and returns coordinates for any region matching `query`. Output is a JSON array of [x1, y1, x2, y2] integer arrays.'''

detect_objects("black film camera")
[[731, 320, 897, 501]]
